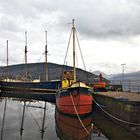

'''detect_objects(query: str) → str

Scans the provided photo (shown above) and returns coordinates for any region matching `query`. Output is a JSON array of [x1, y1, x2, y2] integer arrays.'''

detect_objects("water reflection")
[[0, 97, 107, 140], [0, 97, 56, 140], [1, 98, 7, 140], [20, 101, 26, 137], [0, 95, 140, 140], [19, 101, 47, 139], [55, 110, 93, 140]]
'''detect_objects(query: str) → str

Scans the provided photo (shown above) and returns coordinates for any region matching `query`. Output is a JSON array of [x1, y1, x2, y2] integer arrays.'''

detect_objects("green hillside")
[[0, 62, 102, 84]]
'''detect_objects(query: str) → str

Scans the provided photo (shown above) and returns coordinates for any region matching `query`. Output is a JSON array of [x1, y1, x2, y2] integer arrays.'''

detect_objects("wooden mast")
[[72, 19, 76, 82], [45, 31, 49, 81], [25, 31, 28, 80]]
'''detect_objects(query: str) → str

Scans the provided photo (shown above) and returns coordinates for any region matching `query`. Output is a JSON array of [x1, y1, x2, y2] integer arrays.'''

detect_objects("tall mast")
[[6, 40, 9, 77], [45, 31, 49, 81], [25, 31, 28, 80], [72, 19, 76, 82]]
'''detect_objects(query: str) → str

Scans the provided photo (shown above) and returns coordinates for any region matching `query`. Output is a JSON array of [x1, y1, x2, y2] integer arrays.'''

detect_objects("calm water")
[[0, 96, 139, 140]]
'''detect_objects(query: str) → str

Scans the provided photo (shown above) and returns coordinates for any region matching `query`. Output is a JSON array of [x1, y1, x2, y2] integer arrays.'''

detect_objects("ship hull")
[[56, 86, 92, 116], [0, 80, 60, 89], [0, 80, 60, 102], [0, 80, 60, 94]]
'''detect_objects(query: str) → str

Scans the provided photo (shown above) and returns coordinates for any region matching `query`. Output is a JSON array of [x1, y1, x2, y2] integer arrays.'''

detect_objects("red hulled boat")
[[56, 19, 93, 116]]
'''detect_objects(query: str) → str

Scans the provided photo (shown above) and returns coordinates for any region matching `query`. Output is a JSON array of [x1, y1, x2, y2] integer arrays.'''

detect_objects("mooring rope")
[[89, 92, 140, 126], [70, 92, 91, 136], [91, 98, 118, 109]]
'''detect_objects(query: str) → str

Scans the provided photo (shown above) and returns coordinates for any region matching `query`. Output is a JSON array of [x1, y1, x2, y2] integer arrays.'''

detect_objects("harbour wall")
[[93, 93, 140, 137]]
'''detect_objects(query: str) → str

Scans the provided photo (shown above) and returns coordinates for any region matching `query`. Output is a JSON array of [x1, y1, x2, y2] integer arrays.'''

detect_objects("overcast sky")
[[0, 0, 140, 75]]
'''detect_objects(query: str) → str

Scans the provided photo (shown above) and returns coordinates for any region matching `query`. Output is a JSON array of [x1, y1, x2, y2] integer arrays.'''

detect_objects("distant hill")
[[0, 62, 108, 83], [109, 71, 140, 81], [92, 70, 108, 79]]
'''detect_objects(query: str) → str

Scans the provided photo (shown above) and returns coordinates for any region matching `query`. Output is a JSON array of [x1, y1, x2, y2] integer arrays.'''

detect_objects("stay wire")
[[36, 53, 44, 63], [75, 30, 86, 71], [75, 30, 91, 83], [61, 29, 72, 78], [76, 47, 79, 68]]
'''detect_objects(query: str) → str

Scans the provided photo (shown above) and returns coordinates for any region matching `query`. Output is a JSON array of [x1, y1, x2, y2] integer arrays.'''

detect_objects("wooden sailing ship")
[[56, 19, 93, 116], [0, 31, 60, 94]]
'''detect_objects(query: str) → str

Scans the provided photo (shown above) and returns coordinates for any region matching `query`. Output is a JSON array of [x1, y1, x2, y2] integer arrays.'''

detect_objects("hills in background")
[[109, 71, 140, 81], [1, 62, 139, 83], [93, 70, 140, 81], [92, 71, 108, 78], [0, 62, 105, 83]]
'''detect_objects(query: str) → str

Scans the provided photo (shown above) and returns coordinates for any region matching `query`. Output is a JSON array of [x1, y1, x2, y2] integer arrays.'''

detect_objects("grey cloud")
[[74, 1, 140, 38], [0, 16, 22, 32], [0, 0, 37, 18], [42, 0, 140, 38], [1, 0, 140, 38]]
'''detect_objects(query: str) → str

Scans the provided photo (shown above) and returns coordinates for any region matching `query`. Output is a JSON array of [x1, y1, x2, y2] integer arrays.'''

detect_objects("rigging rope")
[[36, 53, 44, 63], [70, 92, 91, 136], [89, 92, 140, 126], [75, 30, 86, 71], [61, 29, 72, 78], [75, 30, 92, 83], [76, 46, 79, 68]]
